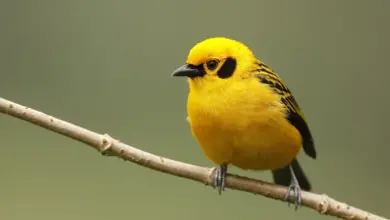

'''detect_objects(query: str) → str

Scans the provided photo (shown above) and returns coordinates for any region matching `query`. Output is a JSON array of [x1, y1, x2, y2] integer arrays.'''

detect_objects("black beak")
[[171, 64, 204, 78]]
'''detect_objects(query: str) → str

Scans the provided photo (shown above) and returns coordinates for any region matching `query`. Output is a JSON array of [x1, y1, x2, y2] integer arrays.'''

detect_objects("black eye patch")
[[217, 57, 236, 79]]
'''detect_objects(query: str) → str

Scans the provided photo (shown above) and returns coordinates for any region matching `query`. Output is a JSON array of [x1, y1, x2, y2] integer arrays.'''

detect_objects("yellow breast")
[[187, 78, 302, 170]]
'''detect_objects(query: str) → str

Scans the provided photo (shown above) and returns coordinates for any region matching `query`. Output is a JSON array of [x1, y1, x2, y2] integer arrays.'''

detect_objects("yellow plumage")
[[172, 37, 316, 208], [187, 73, 302, 170]]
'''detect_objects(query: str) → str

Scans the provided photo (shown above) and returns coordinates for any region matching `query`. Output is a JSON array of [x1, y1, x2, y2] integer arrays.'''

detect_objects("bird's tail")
[[271, 159, 311, 191]]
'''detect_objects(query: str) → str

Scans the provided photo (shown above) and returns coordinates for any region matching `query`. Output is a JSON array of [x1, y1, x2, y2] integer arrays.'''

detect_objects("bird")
[[171, 37, 316, 209]]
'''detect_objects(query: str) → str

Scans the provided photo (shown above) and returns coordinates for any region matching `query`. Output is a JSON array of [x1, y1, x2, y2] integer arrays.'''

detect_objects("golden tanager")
[[171, 37, 316, 209]]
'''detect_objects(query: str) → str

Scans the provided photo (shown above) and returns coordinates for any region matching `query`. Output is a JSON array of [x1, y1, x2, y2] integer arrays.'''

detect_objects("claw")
[[284, 181, 302, 210], [284, 165, 302, 210], [215, 164, 227, 195]]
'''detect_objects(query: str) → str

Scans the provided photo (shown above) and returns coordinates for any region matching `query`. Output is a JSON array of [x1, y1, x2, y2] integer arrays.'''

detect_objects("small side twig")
[[0, 97, 386, 220]]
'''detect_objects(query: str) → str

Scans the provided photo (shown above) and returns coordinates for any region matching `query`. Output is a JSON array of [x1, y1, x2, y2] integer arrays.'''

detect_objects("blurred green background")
[[1, 0, 389, 219]]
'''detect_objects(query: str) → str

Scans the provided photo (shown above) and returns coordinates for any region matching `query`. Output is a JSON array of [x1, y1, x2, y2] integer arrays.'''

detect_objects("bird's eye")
[[206, 60, 219, 70]]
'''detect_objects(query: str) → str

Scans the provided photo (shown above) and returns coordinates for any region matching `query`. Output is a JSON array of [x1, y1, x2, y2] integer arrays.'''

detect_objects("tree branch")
[[0, 97, 386, 220]]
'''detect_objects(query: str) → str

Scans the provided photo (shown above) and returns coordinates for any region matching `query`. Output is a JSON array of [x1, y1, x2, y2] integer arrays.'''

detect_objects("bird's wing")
[[255, 61, 316, 159]]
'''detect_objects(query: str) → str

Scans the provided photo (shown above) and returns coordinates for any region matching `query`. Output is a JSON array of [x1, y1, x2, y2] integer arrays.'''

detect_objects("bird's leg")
[[284, 165, 302, 210], [215, 164, 227, 195]]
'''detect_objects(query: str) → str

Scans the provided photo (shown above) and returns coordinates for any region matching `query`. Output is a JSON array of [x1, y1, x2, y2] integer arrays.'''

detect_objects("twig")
[[0, 96, 386, 220]]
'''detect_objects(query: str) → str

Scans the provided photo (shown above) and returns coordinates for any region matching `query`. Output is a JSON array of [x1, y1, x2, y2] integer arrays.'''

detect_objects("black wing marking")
[[255, 62, 316, 159]]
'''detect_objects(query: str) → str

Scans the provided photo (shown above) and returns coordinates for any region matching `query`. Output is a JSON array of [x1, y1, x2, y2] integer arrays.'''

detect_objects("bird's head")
[[172, 37, 258, 90]]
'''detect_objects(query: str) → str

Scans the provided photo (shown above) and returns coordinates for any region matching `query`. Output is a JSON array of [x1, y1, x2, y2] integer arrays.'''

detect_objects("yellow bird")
[[172, 37, 316, 209]]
